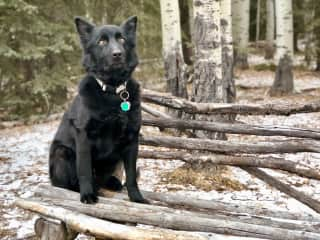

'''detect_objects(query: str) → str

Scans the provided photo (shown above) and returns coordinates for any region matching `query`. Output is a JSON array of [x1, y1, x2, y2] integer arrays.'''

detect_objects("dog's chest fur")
[[73, 75, 140, 161]]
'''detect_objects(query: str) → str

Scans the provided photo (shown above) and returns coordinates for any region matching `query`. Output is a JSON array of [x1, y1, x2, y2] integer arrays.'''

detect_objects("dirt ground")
[[1, 68, 320, 239]]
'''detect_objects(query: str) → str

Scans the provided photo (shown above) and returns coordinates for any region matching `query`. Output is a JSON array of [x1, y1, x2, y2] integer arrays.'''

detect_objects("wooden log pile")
[[16, 89, 320, 239], [15, 184, 320, 240]]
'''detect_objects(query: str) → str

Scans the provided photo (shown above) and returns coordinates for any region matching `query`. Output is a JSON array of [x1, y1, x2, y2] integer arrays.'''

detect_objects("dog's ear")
[[121, 16, 137, 47], [74, 17, 95, 47]]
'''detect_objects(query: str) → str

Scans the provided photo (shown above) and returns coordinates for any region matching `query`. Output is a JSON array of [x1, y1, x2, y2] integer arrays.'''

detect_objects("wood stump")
[[34, 218, 77, 240]]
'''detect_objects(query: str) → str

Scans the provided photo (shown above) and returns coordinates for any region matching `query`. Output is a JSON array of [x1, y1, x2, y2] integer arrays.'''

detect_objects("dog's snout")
[[112, 51, 122, 58]]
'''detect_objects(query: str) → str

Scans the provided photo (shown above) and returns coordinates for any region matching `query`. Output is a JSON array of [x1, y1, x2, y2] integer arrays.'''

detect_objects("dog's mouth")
[[111, 62, 125, 68], [102, 62, 125, 71]]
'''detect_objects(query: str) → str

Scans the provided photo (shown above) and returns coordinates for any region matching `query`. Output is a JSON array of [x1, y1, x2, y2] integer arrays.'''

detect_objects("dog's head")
[[75, 16, 138, 85]]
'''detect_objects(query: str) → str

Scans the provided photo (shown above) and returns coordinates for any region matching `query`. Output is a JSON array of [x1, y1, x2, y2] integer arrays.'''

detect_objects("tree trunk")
[[270, 54, 294, 96], [255, 0, 261, 46], [265, 0, 275, 59], [192, 0, 226, 139], [220, 0, 236, 104], [265, 0, 275, 58], [271, 0, 294, 96], [304, 0, 314, 67], [314, 1, 320, 71], [179, 0, 193, 65], [232, 0, 250, 69], [160, 0, 187, 118]]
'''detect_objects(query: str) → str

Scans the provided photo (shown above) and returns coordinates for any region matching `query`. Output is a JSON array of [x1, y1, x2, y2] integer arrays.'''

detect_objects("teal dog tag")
[[121, 101, 131, 112]]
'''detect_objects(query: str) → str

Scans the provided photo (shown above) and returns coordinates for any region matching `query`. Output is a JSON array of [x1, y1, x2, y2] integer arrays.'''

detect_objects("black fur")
[[49, 16, 148, 204]]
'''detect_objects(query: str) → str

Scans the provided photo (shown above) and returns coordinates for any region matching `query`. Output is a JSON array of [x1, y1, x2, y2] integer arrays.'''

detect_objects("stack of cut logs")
[[16, 89, 320, 240]]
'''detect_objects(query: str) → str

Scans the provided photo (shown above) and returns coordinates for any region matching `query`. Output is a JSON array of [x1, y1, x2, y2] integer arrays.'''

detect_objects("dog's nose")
[[112, 51, 122, 58]]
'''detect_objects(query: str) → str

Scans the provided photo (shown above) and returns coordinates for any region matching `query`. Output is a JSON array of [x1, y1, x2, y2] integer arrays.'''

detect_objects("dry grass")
[[161, 163, 247, 192], [0, 157, 10, 162]]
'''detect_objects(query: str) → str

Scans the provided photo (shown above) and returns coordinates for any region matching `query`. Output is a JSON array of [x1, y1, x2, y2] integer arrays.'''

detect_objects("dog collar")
[[95, 77, 126, 94], [95, 77, 131, 112]]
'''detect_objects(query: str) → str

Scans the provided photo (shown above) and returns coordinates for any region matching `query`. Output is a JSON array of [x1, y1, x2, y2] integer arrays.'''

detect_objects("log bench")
[[15, 184, 320, 240]]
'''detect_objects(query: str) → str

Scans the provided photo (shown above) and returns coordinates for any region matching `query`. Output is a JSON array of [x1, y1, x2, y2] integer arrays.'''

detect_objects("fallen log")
[[40, 198, 320, 240], [142, 116, 320, 140], [141, 103, 171, 119], [32, 186, 320, 240], [35, 186, 320, 233], [37, 184, 320, 222], [138, 150, 320, 180], [140, 135, 320, 154], [15, 198, 210, 240], [242, 167, 320, 214], [142, 89, 320, 115]]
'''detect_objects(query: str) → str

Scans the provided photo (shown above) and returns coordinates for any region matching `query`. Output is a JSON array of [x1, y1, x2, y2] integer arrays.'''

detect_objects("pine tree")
[[0, 0, 162, 119], [0, 0, 83, 118]]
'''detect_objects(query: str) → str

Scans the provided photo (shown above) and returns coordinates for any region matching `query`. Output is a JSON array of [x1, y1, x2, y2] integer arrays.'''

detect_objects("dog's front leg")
[[76, 130, 97, 204], [122, 137, 149, 204]]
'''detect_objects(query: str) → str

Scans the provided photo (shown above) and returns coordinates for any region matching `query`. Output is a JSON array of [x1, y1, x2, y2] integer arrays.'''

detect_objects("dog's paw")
[[128, 190, 150, 204], [80, 192, 98, 204], [79, 182, 98, 204], [104, 176, 123, 192]]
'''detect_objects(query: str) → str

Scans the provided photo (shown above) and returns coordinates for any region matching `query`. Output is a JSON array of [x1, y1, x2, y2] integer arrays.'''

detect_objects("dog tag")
[[121, 101, 131, 112]]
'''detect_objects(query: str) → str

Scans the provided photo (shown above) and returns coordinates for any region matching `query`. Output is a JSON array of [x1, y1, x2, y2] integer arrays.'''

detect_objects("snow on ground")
[[1, 70, 320, 239]]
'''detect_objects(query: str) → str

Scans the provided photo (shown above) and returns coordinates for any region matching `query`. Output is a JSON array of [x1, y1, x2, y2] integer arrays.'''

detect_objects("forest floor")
[[1, 63, 320, 239]]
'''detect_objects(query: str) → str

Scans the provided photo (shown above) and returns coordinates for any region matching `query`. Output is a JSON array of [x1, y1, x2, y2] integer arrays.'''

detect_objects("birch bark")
[[220, 0, 235, 104], [232, 0, 250, 69], [192, 0, 225, 139], [265, 0, 275, 59], [160, 0, 188, 114], [270, 0, 294, 96]]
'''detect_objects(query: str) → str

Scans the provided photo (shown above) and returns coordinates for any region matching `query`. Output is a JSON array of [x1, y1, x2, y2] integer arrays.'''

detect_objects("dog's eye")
[[118, 38, 125, 44], [98, 39, 108, 46]]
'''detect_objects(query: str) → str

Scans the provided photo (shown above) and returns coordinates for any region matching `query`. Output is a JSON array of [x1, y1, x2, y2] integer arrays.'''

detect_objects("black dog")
[[49, 16, 148, 204]]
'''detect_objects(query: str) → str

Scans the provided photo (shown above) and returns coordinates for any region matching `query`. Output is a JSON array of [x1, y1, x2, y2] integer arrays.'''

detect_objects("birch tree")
[[265, 0, 275, 59], [192, 0, 226, 139], [160, 0, 187, 101], [220, 0, 235, 103], [270, 0, 294, 96], [232, 0, 250, 69]]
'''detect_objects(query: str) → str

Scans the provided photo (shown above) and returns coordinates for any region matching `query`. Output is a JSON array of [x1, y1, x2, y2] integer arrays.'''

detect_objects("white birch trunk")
[[265, 0, 275, 59], [160, 0, 187, 98], [270, 0, 294, 96], [220, 0, 235, 103], [192, 0, 223, 103], [232, 0, 250, 69], [192, 0, 225, 139], [275, 0, 294, 61]]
